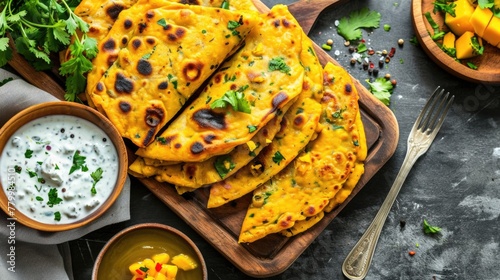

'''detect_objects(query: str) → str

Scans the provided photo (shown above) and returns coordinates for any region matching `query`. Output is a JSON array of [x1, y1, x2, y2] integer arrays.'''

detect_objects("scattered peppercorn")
[[373, 68, 379, 76], [348, 46, 355, 53], [388, 47, 396, 57], [382, 49, 388, 55], [60, 128, 65, 133], [400, 219, 406, 228], [344, 40, 350, 46], [385, 73, 391, 79], [362, 61, 369, 70], [350, 58, 357, 65], [409, 250, 416, 256], [70, 134, 75, 138], [367, 48, 375, 55], [385, 56, 391, 63], [391, 79, 397, 86], [102, 138, 107, 142], [398, 38, 404, 46], [326, 39, 333, 45]]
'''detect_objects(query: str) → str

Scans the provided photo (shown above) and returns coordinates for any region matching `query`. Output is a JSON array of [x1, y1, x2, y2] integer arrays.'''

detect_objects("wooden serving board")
[[6, 0, 399, 277], [412, 0, 500, 84], [134, 0, 399, 277]]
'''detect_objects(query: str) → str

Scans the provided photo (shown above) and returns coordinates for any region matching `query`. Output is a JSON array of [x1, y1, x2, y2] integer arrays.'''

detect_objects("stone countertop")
[[70, 0, 500, 279]]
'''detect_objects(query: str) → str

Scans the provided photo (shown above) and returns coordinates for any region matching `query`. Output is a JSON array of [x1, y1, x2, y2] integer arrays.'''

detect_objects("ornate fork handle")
[[341, 141, 428, 280]]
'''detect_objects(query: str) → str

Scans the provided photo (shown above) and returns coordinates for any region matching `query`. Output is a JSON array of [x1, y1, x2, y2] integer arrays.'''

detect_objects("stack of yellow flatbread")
[[76, 0, 367, 243]]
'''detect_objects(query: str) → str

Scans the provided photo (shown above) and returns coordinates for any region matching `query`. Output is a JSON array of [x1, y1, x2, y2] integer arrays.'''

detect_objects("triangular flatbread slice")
[[86, 0, 258, 147], [239, 62, 364, 243], [128, 98, 295, 188], [136, 4, 305, 161], [207, 34, 323, 208]]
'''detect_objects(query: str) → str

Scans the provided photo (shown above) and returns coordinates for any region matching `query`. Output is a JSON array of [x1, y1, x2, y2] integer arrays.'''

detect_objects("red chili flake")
[[136, 269, 144, 275], [367, 48, 375, 55], [388, 47, 396, 57], [155, 262, 162, 272], [361, 39, 366, 43], [369, 61, 375, 69], [409, 250, 416, 256]]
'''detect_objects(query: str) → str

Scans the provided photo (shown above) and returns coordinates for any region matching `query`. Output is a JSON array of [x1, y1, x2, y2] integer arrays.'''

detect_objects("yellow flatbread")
[[239, 62, 363, 243], [86, 0, 258, 147], [281, 109, 367, 237], [207, 34, 323, 208], [136, 4, 305, 161], [128, 99, 295, 188]]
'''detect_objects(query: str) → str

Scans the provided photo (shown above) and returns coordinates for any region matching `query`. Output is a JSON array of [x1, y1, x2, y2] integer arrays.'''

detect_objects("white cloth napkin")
[[0, 69, 131, 279]]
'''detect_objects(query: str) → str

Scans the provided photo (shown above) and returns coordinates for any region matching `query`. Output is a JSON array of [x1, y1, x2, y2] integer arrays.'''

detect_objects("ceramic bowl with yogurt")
[[92, 223, 207, 280], [0, 101, 128, 231]]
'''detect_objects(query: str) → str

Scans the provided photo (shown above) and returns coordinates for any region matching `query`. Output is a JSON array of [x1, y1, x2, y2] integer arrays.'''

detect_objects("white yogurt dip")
[[0, 114, 119, 224]]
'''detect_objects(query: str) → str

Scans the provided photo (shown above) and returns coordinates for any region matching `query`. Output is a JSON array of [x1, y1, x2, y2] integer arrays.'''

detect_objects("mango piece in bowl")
[[469, 4, 493, 37], [456, 31, 483, 59], [445, 0, 475, 36]]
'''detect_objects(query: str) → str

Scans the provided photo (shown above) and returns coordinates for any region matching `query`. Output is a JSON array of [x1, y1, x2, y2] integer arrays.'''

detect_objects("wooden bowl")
[[0, 101, 128, 231], [412, 0, 500, 84], [92, 223, 207, 280]]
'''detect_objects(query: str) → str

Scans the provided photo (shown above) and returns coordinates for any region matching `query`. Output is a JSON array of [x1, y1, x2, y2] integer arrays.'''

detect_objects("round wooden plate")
[[412, 0, 500, 84]]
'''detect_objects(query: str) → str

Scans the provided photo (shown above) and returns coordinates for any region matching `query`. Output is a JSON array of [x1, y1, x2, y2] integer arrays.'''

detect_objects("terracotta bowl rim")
[[0, 101, 128, 232], [92, 222, 208, 280]]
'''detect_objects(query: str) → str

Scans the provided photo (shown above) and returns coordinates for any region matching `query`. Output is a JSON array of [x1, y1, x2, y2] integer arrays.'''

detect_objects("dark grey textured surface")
[[70, 1, 500, 279]]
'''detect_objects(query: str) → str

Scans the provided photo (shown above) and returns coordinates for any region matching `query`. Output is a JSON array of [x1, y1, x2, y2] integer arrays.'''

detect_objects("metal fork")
[[342, 87, 454, 280]]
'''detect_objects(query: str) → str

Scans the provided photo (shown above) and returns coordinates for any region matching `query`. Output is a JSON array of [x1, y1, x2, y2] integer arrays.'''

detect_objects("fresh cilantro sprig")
[[69, 150, 88, 174], [0, 0, 97, 102], [269, 57, 291, 74], [432, 0, 456, 17], [366, 78, 394, 106], [90, 167, 103, 195], [423, 219, 442, 234], [214, 155, 235, 179], [47, 188, 63, 207], [337, 8, 381, 41], [211, 86, 251, 113]]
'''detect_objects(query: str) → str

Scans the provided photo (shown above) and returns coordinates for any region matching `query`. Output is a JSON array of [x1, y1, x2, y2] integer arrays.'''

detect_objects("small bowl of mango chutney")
[[92, 223, 207, 280]]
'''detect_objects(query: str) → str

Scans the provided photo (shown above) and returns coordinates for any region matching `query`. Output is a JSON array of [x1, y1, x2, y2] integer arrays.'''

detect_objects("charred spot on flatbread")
[[115, 73, 134, 93], [192, 109, 227, 130], [119, 101, 132, 113], [103, 38, 116, 51], [190, 142, 204, 154], [124, 19, 133, 29], [137, 59, 153, 75], [145, 107, 165, 127], [183, 61, 204, 82], [106, 4, 125, 20]]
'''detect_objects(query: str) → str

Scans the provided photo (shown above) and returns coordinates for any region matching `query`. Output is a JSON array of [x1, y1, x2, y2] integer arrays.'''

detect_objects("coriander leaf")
[[54, 211, 61, 221], [90, 167, 103, 195], [210, 90, 251, 113], [432, 0, 456, 16], [478, 0, 494, 9], [366, 78, 393, 106], [337, 8, 381, 41], [471, 36, 484, 56], [214, 155, 235, 179], [272, 151, 286, 165], [25, 149, 33, 158], [247, 125, 258, 133], [69, 151, 87, 174], [269, 57, 291, 74], [47, 188, 63, 207], [423, 219, 441, 234]]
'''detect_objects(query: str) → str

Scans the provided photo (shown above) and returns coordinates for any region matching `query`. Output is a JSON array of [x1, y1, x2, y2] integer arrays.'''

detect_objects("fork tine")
[[419, 87, 444, 131], [412, 87, 441, 132], [426, 90, 450, 131], [429, 91, 454, 137]]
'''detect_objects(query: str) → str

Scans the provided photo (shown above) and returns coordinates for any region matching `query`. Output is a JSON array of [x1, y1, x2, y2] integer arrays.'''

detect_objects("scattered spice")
[[399, 219, 406, 228], [326, 39, 334, 45], [322, 43, 332, 51], [398, 38, 404, 46], [409, 250, 416, 256]]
